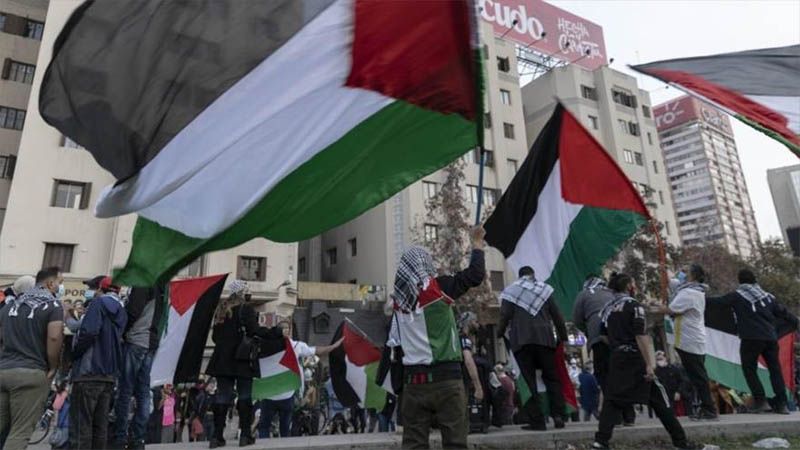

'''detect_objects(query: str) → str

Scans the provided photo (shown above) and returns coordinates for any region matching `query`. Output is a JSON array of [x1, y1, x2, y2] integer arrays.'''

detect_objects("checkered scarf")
[[393, 246, 436, 313], [7, 286, 57, 319], [600, 292, 635, 326], [499, 275, 554, 317], [736, 283, 774, 312], [583, 277, 606, 293]]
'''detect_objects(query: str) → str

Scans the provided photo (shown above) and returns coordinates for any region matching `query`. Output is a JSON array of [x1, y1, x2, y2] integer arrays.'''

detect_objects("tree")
[[747, 239, 800, 314], [411, 158, 496, 316], [608, 221, 677, 302]]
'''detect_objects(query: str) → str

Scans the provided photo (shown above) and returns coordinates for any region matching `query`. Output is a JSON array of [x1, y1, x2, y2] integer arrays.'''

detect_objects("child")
[[160, 384, 176, 444]]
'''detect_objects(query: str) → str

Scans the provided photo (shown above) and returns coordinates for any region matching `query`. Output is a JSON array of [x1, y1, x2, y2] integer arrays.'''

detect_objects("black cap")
[[83, 275, 106, 290]]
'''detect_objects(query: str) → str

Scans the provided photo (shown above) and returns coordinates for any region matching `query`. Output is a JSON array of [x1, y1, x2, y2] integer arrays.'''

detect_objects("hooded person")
[[69, 276, 128, 450], [393, 226, 486, 449]]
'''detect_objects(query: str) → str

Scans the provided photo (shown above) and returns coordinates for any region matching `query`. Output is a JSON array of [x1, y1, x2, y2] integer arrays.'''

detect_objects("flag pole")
[[475, 147, 486, 225], [651, 219, 668, 304]]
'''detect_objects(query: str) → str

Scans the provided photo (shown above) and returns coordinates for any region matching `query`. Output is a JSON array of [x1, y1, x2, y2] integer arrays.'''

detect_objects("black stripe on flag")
[[172, 274, 227, 384], [40, 0, 335, 182], [329, 322, 361, 408], [484, 104, 562, 257]]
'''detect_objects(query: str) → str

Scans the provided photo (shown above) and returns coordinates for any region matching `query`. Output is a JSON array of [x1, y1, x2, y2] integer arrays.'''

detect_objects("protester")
[[591, 273, 701, 450], [578, 360, 600, 422], [707, 269, 800, 414], [0, 268, 64, 450], [112, 286, 166, 449], [205, 280, 282, 447], [392, 225, 486, 449], [654, 351, 690, 415], [653, 265, 716, 420], [69, 276, 127, 450], [572, 274, 636, 426], [458, 312, 485, 406], [160, 384, 177, 444], [494, 365, 515, 426], [378, 393, 397, 432], [497, 266, 568, 431]]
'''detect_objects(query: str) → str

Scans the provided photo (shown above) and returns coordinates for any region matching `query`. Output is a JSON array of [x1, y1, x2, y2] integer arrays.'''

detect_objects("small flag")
[[252, 338, 302, 401], [150, 274, 228, 387], [485, 104, 650, 315], [39, 0, 482, 286], [632, 45, 800, 156], [329, 319, 387, 410]]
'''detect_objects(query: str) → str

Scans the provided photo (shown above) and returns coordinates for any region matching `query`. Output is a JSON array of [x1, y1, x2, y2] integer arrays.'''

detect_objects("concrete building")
[[654, 95, 760, 257], [0, 0, 297, 307], [298, 19, 531, 293], [0, 0, 48, 230], [767, 164, 800, 256], [520, 64, 680, 246]]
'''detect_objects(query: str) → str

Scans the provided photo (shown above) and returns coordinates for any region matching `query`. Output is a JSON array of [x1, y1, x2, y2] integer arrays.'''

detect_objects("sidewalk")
[[29, 413, 800, 449]]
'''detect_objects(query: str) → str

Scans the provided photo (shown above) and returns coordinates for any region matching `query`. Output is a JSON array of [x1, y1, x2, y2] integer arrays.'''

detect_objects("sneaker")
[[591, 442, 611, 450], [209, 438, 226, 449], [773, 404, 790, 415], [622, 421, 635, 427], [553, 416, 565, 429], [690, 410, 719, 421], [521, 423, 547, 431], [674, 441, 704, 450], [745, 398, 770, 414]]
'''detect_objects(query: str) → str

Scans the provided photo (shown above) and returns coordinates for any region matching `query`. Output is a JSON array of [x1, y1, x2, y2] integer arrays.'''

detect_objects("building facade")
[[767, 164, 800, 256], [654, 96, 760, 257], [520, 64, 680, 246], [0, 0, 297, 305], [0, 0, 48, 230]]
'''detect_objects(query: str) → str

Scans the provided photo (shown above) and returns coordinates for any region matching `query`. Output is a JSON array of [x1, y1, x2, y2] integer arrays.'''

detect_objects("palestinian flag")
[[505, 341, 577, 416], [484, 104, 650, 314], [252, 338, 302, 401], [666, 300, 797, 398], [330, 320, 387, 410], [632, 45, 800, 156], [40, 0, 482, 286], [150, 274, 227, 387]]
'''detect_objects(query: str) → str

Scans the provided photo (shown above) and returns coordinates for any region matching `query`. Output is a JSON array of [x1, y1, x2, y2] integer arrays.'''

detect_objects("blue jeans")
[[113, 344, 154, 445], [257, 398, 293, 438], [378, 413, 395, 432]]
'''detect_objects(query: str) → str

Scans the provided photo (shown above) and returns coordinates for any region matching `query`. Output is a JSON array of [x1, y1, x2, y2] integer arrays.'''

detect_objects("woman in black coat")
[[205, 281, 281, 448]]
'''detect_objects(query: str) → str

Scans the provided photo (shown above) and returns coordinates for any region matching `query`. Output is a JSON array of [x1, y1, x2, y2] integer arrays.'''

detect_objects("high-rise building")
[[767, 164, 800, 256], [0, 0, 297, 306], [519, 64, 680, 246], [654, 95, 760, 256], [0, 0, 49, 230]]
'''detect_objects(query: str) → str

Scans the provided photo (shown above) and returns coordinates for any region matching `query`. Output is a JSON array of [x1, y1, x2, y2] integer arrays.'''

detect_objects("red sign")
[[654, 96, 732, 134], [479, 0, 607, 70]]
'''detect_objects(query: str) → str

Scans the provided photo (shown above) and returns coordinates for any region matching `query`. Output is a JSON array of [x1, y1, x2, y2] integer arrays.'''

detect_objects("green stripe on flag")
[[364, 361, 387, 410], [546, 206, 647, 317], [114, 100, 476, 286], [705, 354, 777, 398], [424, 301, 462, 363], [252, 370, 301, 401], [734, 114, 800, 156]]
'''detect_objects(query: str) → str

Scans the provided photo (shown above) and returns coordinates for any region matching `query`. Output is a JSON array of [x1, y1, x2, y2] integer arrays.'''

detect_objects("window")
[[489, 271, 505, 291], [484, 112, 491, 128], [0, 14, 5, 32], [2, 60, 35, 84], [178, 256, 205, 278], [623, 149, 634, 164], [588, 115, 598, 130], [500, 89, 511, 105], [51, 180, 91, 209], [611, 89, 637, 108], [482, 188, 499, 207], [348, 238, 357, 257], [326, 248, 337, 267], [424, 223, 439, 242], [0, 155, 15, 179], [497, 57, 510, 72], [634, 152, 644, 166], [503, 122, 515, 139], [658, 190, 665, 205], [652, 160, 658, 173], [237, 256, 266, 281], [507, 158, 518, 174], [473, 149, 495, 167], [466, 185, 479, 203], [647, 132, 653, 145], [42, 243, 74, 272], [664, 221, 671, 235], [628, 122, 640, 136], [298, 257, 307, 275], [26, 20, 44, 40], [642, 105, 651, 118], [60, 135, 82, 149], [0, 106, 25, 130], [580, 85, 598, 101], [618, 119, 629, 134], [423, 181, 437, 200]]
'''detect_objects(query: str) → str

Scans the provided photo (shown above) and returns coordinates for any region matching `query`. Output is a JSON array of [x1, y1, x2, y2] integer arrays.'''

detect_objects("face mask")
[[657, 359, 667, 367], [676, 271, 687, 283], [84, 290, 95, 300], [56, 284, 65, 299]]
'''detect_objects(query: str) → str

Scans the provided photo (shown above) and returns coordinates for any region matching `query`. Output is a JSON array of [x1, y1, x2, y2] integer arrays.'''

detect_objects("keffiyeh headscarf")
[[214, 280, 249, 324], [583, 277, 606, 293], [737, 283, 774, 312], [600, 292, 635, 326], [499, 275, 554, 318], [7, 286, 58, 319], [393, 246, 436, 313]]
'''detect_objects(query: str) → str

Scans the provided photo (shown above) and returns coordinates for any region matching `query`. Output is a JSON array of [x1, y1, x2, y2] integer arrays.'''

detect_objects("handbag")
[[234, 305, 260, 362]]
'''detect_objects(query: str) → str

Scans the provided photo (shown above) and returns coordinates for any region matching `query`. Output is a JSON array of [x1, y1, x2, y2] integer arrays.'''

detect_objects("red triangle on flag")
[[343, 322, 381, 367], [169, 274, 227, 316], [278, 338, 301, 375]]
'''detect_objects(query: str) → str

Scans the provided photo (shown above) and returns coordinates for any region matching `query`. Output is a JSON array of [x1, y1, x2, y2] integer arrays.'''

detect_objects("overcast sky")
[[549, 0, 800, 240]]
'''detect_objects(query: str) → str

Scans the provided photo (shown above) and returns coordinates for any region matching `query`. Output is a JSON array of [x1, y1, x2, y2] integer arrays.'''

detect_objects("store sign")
[[479, 0, 607, 70], [654, 96, 732, 132]]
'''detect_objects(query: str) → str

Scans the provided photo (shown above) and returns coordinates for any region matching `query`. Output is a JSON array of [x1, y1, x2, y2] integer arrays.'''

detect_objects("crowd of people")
[[0, 225, 798, 450]]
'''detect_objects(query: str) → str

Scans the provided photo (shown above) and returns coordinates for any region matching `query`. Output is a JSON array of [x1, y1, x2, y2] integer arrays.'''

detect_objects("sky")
[[548, 0, 800, 240]]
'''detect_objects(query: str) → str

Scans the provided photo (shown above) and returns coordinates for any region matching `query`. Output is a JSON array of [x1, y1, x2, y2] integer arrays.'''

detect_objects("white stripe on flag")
[[150, 304, 195, 387], [345, 354, 368, 406], [259, 350, 288, 378], [745, 94, 800, 134]]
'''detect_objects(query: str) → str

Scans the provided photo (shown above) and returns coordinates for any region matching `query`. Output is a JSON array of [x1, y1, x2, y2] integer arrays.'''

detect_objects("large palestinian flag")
[[632, 45, 800, 156], [150, 274, 227, 387], [505, 340, 577, 416], [484, 104, 650, 314], [40, 0, 482, 286], [330, 320, 387, 410], [666, 299, 796, 398], [252, 338, 302, 401]]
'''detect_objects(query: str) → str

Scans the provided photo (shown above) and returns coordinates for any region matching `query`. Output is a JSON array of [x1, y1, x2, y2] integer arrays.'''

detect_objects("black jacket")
[[124, 286, 166, 351], [435, 249, 486, 300], [498, 295, 567, 352], [708, 291, 798, 341], [205, 303, 280, 378]]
